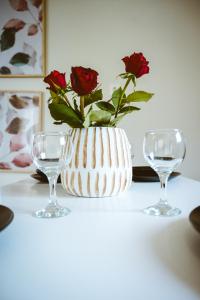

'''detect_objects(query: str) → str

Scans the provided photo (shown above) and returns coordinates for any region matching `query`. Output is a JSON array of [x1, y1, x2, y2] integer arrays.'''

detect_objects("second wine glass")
[[32, 131, 73, 218], [143, 128, 186, 217]]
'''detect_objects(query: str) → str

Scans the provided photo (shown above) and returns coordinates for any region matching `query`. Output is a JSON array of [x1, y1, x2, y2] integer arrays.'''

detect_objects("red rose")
[[44, 70, 67, 92], [122, 52, 149, 78], [70, 67, 98, 96]]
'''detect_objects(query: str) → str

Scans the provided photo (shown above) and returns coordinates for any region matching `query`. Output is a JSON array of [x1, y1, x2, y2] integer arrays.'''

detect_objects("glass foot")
[[33, 203, 71, 218], [143, 202, 181, 217]]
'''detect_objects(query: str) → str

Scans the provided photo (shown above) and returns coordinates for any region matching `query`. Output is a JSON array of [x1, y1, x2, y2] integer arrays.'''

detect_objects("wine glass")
[[32, 131, 73, 218], [143, 128, 186, 216]]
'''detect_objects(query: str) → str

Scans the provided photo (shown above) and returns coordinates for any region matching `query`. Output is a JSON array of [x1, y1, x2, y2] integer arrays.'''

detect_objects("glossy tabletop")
[[0, 173, 200, 300]]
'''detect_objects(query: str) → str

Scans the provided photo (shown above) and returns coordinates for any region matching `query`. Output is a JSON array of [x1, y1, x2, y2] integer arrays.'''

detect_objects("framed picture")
[[0, 90, 43, 172], [0, 0, 46, 77]]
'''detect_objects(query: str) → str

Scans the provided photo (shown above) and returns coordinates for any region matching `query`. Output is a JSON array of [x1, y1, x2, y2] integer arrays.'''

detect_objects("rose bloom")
[[122, 52, 149, 78], [44, 70, 67, 92], [70, 67, 98, 96]]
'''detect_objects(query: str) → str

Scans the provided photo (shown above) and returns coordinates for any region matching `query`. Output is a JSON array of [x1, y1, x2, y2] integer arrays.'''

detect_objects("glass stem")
[[158, 173, 170, 205], [47, 175, 58, 206]]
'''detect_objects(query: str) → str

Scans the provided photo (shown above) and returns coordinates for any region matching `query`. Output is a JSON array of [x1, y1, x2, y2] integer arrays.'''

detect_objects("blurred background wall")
[[1, 0, 200, 179]]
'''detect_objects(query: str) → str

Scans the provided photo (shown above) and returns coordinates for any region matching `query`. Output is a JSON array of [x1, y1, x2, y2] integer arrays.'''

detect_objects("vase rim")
[[70, 127, 124, 130]]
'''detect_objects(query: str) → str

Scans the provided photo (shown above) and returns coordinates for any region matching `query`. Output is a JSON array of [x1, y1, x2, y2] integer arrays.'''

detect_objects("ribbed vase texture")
[[61, 127, 132, 197]]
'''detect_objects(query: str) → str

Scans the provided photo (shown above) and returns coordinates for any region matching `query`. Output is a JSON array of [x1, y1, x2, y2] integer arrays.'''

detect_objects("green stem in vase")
[[115, 76, 131, 118], [80, 96, 85, 118], [61, 93, 70, 106]]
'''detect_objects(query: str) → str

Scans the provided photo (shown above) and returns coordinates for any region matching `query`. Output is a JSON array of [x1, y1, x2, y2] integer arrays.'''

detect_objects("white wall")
[[1, 0, 200, 180]]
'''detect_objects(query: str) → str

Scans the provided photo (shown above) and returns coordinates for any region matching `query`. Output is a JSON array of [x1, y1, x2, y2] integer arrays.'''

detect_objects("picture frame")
[[0, 0, 46, 78], [0, 90, 43, 172]]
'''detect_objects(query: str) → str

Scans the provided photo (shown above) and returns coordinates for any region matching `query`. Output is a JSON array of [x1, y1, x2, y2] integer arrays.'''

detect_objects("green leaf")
[[111, 87, 122, 107], [48, 103, 83, 128], [110, 114, 126, 127], [119, 73, 128, 79], [0, 28, 15, 51], [73, 98, 80, 113], [49, 92, 65, 105], [53, 121, 63, 125], [83, 105, 94, 128], [50, 90, 57, 99], [120, 93, 127, 107], [132, 76, 136, 87], [89, 110, 111, 126], [73, 98, 82, 119], [84, 89, 103, 107], [10, 52, 30, 66], [119, 73, 136, 81], [96, 101, 115, 114], [127, 91, 154, 102], [119, 106, 140, 113], [83, 113, 90, 128]]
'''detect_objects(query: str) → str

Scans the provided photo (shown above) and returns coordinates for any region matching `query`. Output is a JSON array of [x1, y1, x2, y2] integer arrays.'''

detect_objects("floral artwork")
[[0, 91, 42, 172], [0, 0, 45, 77]]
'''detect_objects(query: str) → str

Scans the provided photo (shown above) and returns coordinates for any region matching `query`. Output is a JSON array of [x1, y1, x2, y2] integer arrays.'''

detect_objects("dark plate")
[[189, 206, 200, 234], [31, 169, 61, 183], [0, 205, 14, 231], [132, 166, 180, 182], [31, 167, 180, 183]]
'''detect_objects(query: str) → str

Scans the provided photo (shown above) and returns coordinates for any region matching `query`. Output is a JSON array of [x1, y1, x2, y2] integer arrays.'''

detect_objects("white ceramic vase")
[[61, 127, 132, 197]]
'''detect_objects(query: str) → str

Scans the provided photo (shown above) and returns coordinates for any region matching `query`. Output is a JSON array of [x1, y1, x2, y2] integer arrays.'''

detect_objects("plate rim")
[[0, 205, 14, 231]]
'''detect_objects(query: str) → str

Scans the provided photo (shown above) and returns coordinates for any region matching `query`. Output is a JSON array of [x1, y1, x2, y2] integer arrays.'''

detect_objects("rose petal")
[[122, 52, 149, 78], [70, 66, 98, 96]]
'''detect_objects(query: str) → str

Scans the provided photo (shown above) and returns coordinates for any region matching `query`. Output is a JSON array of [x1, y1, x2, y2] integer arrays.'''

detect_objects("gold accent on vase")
[[92, 128, 96, 169], [69, 129, 76, 168], [87, 172, 91, 197], [110, 172, 116, 196], [100, 128, 104, 167], [83, 128, 88, 168], [78, 172, 83, 196], [102, 173, 107, 196], [122, 171, 127, 191], [95, 172, 99, 197], [71, 171, 78, 196], [107, 128, 112, 168], [117, 173, 121, 194], [119, 129, 125, 168], [113, 128, 119, 168], [75, 129, 81, 168]]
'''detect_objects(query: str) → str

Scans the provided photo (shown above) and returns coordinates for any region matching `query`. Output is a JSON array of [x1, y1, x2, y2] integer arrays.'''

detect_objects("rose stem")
[[80, 96, 85, 118], [114, 77, 131, 118]]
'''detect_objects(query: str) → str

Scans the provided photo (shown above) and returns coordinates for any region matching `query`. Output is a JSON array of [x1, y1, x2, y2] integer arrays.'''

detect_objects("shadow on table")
[[1, 180, 143, 214], [152, 218, 200, 295], [1, 180, 47, 215]]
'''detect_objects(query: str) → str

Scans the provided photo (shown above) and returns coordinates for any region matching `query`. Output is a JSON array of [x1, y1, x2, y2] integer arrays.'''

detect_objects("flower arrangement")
[[44, 52, 154, 128]]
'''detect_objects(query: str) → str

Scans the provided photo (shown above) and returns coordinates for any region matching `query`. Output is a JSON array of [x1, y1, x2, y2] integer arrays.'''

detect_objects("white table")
[[0, 173, 200, 300]]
